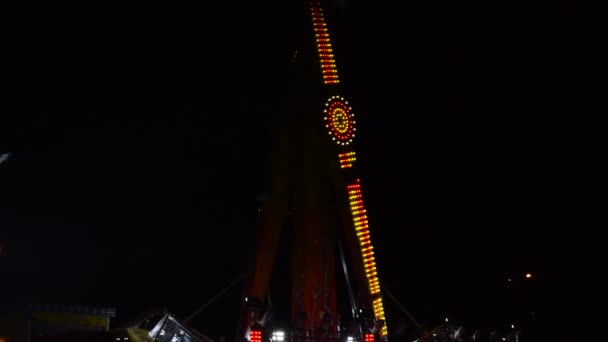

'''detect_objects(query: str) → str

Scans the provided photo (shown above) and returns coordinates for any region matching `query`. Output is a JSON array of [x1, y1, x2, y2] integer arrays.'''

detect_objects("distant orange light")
[[525, 273, 532, 279]]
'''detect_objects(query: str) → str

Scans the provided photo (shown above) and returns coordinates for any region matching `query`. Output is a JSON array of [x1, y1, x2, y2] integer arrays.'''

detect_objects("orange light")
[[525, 273, 532, 279], [346, 178, 388, 336], [339, 151, 356, 168], [310, 1, 340, 84], [323, 96, 355, 146]]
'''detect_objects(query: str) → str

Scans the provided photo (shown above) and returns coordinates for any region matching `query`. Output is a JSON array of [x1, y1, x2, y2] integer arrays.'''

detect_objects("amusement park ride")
[[236, 1, 391, 342], [1, 1, 528, 342]]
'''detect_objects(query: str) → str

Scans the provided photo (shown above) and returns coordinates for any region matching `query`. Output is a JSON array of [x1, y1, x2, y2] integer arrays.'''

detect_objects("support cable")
[[185, 272, 249, 323], [381, 285, 422, 333], [336, 233, 358, 319]]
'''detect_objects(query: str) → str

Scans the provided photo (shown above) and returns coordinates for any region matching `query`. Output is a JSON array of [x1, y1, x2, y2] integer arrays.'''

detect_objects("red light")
[[310, 1, 340, 84], [250, 330, 262, 342], [324, 97, 355, 145]]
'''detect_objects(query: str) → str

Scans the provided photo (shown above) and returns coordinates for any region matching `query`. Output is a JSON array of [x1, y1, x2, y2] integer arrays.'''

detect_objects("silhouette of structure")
[[238, 2, 388, 342]]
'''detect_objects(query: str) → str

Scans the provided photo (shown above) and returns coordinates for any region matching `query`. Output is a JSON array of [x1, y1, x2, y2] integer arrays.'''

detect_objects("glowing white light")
[[347, 337, 354, 342], [272, 331, 286, 342]]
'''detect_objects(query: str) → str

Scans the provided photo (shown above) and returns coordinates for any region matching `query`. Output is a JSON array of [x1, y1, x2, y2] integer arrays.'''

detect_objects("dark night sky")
[[1, 0, 588, 340]]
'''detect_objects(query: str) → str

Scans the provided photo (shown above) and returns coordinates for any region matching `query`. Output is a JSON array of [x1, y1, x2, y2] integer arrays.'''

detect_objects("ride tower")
[[239, 2, 388, 342]]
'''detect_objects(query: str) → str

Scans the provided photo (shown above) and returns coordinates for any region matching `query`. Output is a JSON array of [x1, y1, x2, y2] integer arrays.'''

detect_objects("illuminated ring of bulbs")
[[323, 95, 356, 146]]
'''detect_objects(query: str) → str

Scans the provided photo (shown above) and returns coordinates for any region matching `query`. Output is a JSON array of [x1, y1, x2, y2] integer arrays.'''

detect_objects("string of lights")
[[311, 0, 387, 337], [310, 1, 340, 85]]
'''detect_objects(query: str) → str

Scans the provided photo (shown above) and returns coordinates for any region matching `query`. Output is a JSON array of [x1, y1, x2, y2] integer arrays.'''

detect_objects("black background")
[[1, 0, 588, 340]]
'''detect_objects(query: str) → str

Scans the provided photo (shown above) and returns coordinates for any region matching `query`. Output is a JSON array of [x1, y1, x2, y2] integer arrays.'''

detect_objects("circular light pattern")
[[322, 95, 356, 146]]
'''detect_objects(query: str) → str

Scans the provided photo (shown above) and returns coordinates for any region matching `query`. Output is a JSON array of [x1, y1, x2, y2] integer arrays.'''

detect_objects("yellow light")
[[345, 178, 387, 335], [310, 1, 340, 84]]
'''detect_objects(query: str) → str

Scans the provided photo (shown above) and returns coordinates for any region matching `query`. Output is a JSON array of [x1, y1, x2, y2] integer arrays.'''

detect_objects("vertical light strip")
[[347, 180, 380, 294], [338, 151, 356, 168], [373, 297, 387, 335], [347, 179, 388, 336], [310, 1, 340, 85]]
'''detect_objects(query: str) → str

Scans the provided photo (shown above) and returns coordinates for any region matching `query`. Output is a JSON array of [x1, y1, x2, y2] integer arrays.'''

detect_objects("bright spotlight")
[[272, 331, 285, 342]]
